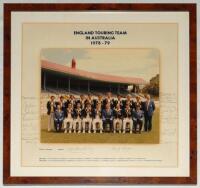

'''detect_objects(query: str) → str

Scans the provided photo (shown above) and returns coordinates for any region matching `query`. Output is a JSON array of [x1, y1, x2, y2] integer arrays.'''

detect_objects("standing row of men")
[[46, 92, 155, 133]]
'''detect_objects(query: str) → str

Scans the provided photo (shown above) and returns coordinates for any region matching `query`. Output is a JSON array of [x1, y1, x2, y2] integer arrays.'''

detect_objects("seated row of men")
[[46, 92, 155, 133]]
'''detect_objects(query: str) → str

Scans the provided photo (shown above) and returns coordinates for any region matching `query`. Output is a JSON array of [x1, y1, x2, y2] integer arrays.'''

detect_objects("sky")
[[40, 48, 159, 81]]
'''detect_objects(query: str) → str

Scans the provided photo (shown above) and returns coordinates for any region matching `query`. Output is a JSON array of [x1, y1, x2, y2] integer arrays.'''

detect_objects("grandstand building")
[[41, 58, 147, 96]]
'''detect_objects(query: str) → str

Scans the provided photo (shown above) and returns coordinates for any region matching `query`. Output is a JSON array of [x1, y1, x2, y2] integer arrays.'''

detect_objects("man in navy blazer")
[[143, 94, 155, 132]]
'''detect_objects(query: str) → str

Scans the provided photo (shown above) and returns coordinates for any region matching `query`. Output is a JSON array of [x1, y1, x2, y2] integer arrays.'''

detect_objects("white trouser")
[[48, 112, 54, 131], [63, 118, 73, 130], [123, 118, 133, 131], [73, 119, 82, 131], [113, 119, 122, 131], [92, 118, 103, 131], [82, 118, 92, 131]]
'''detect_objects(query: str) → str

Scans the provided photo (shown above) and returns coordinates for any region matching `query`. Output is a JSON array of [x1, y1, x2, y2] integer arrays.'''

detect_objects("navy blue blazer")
[[122, 100, 134, 110], [113, 99, 124, 109], [73, 108, 82, 119], [113, 109, 123, 119], [47, 101, 56, 115], [122, 108, 132, 118], [81, 108, 93, 118], [65, 108, 74, 118]]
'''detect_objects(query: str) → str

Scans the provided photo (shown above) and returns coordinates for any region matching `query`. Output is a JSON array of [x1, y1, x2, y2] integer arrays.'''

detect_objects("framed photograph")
[[3, 3, 197, 184]]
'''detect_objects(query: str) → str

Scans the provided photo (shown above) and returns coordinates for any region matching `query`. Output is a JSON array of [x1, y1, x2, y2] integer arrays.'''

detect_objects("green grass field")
[[40, 108, 159, 144]]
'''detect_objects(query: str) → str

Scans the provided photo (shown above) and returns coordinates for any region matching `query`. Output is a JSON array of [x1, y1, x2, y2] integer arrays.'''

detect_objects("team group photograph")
[[46, 93, 155, 134], [40, 48, 159, 143]]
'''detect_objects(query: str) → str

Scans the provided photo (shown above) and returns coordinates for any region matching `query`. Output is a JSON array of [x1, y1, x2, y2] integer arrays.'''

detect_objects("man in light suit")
[[46, 96, 56, 132], [143, 94, 155, 132]]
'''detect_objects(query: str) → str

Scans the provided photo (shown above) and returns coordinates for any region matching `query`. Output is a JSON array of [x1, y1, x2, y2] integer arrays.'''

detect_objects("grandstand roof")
[[41, 59, 147, 85]]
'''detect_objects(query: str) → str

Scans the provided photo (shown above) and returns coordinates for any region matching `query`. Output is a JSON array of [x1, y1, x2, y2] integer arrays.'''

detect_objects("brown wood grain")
[[3, 3, 197, 185]]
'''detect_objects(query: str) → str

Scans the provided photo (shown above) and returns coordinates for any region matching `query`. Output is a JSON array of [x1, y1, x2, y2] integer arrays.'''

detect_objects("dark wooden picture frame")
[[3, 3, 197, 185]]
